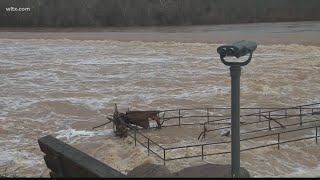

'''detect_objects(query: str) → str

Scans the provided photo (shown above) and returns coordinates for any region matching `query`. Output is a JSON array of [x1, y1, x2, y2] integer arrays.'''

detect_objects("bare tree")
[[159, 0, 169, 8], [119, 0, 130, 25]]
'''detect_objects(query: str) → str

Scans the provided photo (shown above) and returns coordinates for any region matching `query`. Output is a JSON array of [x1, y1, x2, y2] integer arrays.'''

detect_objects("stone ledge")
[[127, 163, 250, 178]]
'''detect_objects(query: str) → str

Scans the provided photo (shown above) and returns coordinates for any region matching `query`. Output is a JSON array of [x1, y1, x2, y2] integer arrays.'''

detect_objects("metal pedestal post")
[[217, 40, 257, 178], [230, 65, 241, 178]]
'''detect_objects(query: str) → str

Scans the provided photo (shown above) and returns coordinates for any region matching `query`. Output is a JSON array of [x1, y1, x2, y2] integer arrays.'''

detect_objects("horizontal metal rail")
[[128, 124, 319, 165], [163, 126, 319, 162], [159, 109, 320, 133], [127, 132, 165, 160], [136, 131, 163, 149], [165, 134, 318, 161], [160, 109, 320, 137], [166, 124, 318, 150], [160, 103, 320, 113], [165, 154, 204, 161], [241, 136, 316, 152], [165, 150, 232, 161], [124, 122, 165, 150], [164, 139, 231, 150], [122, 103, 320, 165], [241, 119, 320, 135], [161, 108, 320, 125]]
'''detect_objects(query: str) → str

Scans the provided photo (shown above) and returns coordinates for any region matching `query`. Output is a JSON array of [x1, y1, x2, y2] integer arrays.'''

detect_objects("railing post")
[[300, 106, 302, 126], [285, 109, 287, 118], [163, 149, 166, 165], [277, 133, 280, 150], [207, 108, 210, 123], [148, 139, 150, 156], [134, 130, 137, 146], [316, 127, 318, 145], [201, 145, 204, 160], [178, 110, 181, 127], [259, 109, 261, 122], [268, 112, 271, 130]]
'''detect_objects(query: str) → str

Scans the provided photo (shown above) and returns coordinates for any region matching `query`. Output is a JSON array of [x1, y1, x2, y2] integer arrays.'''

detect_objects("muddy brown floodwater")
[[0, 21, 320, 177]]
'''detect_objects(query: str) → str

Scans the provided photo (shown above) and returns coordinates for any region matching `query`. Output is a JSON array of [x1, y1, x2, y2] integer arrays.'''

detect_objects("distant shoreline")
[[0, 31, 319, 46], [1, 22, 320, 46]]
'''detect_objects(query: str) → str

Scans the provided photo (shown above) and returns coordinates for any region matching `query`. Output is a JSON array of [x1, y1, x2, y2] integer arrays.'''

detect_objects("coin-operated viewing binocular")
[[216, 40, 258, 178], [217, 40, 257, 66]]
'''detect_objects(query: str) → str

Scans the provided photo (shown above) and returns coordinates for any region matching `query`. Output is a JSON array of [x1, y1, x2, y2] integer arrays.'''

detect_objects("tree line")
[[1, 0, 319, 27]]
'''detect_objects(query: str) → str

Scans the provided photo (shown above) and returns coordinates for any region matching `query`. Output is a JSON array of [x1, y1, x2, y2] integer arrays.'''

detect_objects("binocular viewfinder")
[[217, 40, 257, 58], [217, 40, 257, 66]]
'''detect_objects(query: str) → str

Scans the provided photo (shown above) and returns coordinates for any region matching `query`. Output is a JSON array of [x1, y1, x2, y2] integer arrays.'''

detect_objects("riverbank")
[[0, 21, 320, 46]]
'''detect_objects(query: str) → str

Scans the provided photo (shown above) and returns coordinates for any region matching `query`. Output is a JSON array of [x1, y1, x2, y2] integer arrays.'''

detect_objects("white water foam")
[[55, 128, 114, 141], [281, 164, 320, 177]]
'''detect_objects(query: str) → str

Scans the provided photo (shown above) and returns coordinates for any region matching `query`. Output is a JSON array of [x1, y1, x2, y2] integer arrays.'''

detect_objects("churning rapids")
[[0, 22, 320, 177]]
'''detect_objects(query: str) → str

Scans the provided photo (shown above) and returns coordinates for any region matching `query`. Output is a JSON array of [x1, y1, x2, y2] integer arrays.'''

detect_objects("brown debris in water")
[[92, 104, 163, 138]]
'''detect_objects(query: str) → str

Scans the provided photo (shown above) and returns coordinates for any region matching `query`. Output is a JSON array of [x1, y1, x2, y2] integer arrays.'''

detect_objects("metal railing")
[[158, 103, 320, 136], [122, 103, 320, 164], [126, 125, 166, 162], [164, 125, 319, 162], [159, 102, 320, 126]]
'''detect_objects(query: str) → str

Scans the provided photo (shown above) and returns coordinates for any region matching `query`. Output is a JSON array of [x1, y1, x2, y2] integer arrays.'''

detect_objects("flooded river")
[[0, 21, 320, 177]]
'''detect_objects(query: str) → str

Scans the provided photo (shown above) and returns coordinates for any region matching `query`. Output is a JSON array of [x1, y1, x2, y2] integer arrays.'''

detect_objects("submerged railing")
[[122, 103, 320, 164], [164, 125, 319, 162]]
